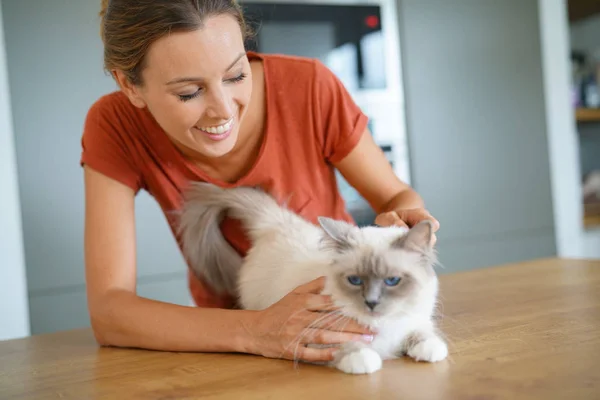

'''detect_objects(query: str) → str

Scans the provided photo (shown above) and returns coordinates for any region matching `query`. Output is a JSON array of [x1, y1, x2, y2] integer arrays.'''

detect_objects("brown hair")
[[99, 0, 252, 85]]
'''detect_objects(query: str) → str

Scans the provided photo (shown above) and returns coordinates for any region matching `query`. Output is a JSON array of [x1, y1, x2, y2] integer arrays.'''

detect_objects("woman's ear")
[[113, 70, 147, 109]]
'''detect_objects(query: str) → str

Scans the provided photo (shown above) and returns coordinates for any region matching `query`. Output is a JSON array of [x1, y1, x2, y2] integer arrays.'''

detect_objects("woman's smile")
[[194, 117, 235, 142]]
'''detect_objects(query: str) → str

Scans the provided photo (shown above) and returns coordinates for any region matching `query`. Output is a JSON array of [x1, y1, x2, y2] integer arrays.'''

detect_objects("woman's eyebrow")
[[165, 52, 246, 86], [223, 52, 246, 72]]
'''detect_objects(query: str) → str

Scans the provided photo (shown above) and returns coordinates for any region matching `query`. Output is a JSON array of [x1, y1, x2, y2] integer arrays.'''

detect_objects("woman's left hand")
[[329, 128, 439, 244], [375, 208, 440, 245]]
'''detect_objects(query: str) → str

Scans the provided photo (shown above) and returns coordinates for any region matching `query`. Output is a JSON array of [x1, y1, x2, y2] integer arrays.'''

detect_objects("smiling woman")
[[81, 0, 438, 364], [118, 19, 252, 161]]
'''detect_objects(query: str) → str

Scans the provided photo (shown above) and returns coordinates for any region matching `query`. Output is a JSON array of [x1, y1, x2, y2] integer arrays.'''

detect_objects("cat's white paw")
[[335, 348, 382, 374], [407, 336, 448, 362]]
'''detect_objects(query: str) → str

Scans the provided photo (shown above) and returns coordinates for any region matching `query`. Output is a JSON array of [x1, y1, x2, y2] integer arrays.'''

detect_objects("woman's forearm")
[[90, 289, 257, 353], [380, 188, 425, 213]]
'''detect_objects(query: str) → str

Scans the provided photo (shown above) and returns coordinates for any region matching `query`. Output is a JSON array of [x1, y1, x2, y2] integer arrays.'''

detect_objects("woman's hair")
[[99, 0, 252, 85]]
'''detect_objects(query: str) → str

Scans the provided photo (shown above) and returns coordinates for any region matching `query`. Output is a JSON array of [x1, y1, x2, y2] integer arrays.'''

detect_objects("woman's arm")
[[83, 166, 371, 359], [84, 166, 251, 352], [333, 129, 440, 232]]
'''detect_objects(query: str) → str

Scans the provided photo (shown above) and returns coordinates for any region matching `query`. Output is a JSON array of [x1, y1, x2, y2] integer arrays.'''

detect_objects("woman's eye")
[[177, 73, 245, 102], [227, 72, 247, 83], [384, 277, 401, 286], [347, 275, 363, 286], [178, 89, 202, 102]]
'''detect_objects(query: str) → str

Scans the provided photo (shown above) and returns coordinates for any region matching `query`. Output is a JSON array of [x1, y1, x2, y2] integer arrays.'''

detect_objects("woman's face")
[[120, 14, 252, 160]]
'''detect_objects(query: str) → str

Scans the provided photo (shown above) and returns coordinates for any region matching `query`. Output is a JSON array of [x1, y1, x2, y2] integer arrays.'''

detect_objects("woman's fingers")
[[252, 276, 378, 364], [295, 346, 336, 362], [375, 211, 408, 228], [291, 328, 374, 362], [303, 312, 374, 335], [299, 328, 373, 345], [395, 209, 440, 231], [294, 276, 326, 294], [304, 294, 337, 312], [376, 209, 440, 233]]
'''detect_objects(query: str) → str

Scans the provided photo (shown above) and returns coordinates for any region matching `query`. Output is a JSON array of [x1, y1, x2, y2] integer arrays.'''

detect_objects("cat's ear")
[[318, 216, 356, 252], [393, 220, 434, 253]]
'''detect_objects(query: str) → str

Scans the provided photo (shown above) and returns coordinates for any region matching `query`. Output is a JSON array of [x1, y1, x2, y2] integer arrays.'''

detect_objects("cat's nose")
[[365, 300, 379, 310]]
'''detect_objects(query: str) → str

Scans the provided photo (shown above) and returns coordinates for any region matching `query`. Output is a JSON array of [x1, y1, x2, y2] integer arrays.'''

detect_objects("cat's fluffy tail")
[[177, 182, 294, 296]]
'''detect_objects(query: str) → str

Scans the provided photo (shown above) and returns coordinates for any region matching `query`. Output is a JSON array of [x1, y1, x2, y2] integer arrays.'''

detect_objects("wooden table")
[[1, 258, 599, 399]]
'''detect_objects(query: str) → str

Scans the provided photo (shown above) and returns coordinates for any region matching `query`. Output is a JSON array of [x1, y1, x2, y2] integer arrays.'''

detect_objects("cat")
[[177, 182, 448, 374]]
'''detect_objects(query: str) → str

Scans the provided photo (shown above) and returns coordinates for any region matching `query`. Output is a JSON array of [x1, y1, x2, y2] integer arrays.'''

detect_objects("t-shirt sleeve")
[[312, 59, 369, 163], [80, 97, 143, 193]]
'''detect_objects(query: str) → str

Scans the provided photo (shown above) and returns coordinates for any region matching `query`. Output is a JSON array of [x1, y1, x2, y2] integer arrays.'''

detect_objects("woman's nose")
[[205, 88, 232, 120]]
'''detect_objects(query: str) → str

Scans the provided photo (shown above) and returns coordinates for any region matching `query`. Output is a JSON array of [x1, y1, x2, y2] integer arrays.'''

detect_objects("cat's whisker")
[[280, 310, 347, 363], [337, 316, 352, 335], [277, 308, 311, 338], [318, 313, 351, 336], [319, 313, 349, 333], [278, 306, 345, 350], [276, 301, 339, 338], [179, 182, 448, 372], [325, 317, 351, 340], [285, 311, 355, 367], [304, 311, 344, 336], [294, 313, 350, 364], [279, 302, 340, 334]]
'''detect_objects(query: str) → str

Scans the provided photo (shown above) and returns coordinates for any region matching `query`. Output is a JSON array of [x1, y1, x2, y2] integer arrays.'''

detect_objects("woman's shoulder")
[[252, 52, 346, 112], [84, 90, 156, 143], [253, 51, 316, 68], [81, 90, 149, 193], [251, 51, 333, 84], [86, 90, 141, 122]]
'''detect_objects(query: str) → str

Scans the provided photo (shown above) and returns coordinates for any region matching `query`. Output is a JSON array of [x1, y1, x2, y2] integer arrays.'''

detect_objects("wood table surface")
[[1, 258, 599, 400]]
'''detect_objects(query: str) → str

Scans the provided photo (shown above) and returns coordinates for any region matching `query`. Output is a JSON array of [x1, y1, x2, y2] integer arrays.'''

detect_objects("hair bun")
[[100, 0, 109, 18]]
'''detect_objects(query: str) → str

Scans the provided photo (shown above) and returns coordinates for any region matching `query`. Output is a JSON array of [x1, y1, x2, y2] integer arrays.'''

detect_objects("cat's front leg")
[[331, 342, 382, 374], [402, 328, 448, 363]]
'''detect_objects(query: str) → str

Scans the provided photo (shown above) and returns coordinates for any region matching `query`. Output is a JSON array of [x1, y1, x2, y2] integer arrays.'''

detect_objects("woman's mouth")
[[194, 118, 234, 141]]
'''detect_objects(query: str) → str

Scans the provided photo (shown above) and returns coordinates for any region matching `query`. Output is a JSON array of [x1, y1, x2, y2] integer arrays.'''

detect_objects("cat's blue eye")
[[347, 275, 363, 286], [384, 277, 401, 286]]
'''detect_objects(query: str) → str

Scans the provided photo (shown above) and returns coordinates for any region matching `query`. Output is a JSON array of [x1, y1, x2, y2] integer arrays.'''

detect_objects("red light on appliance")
[[365, 15, 379, 28]]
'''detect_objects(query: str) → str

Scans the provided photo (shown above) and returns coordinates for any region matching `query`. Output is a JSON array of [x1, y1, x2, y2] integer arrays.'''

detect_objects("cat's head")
[[318, 217, 439, 324]]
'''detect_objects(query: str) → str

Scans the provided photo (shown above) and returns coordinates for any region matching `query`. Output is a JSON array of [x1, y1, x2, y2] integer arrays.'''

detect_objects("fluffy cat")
[[177, 182, 448, 374]]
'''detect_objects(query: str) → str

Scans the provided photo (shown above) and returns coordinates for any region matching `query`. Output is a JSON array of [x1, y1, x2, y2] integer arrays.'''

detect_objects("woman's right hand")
[[240, 277, 375, 363]]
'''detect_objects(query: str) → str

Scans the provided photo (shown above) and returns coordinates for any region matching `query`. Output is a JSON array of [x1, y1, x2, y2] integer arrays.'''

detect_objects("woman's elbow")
[[87, 292, 128, 347], [89, 309, 118, 347]]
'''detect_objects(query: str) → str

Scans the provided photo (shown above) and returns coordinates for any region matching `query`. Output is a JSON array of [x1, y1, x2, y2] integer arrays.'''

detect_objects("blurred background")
[[1, 0, 598, 340]]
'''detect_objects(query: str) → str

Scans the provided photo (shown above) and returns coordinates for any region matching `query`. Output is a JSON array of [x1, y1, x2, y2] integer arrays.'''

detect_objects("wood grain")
[[1, 258, 599, 399]]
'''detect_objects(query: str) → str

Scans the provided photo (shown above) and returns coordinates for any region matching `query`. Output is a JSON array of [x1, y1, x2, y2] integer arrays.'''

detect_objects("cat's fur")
[[177, 182, 448, 374]]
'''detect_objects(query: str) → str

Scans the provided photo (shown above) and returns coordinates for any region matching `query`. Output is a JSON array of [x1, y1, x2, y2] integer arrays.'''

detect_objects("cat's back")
[[237, 221, 331, 310]]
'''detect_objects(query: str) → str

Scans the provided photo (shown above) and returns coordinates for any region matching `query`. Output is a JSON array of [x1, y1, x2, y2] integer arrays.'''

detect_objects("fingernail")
[[361, 335, 374, 343]]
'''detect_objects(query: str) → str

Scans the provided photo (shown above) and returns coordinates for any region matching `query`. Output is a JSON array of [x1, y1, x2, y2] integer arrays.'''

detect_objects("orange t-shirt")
[[80, 51, 368, 308]]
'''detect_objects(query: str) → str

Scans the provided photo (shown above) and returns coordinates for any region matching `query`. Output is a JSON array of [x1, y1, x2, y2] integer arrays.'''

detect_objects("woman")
[[82, 0, 439, 363]]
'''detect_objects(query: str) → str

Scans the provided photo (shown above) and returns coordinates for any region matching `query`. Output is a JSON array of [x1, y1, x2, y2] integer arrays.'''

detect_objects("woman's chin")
[[191, 128, 239, 158]]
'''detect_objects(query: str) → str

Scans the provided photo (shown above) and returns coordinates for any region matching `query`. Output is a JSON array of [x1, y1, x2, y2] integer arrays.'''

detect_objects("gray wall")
[[2, 0, 190, 334], [3, 0, 557, 335], [397, 0, 556, 272], [0, 0, 30, 340]]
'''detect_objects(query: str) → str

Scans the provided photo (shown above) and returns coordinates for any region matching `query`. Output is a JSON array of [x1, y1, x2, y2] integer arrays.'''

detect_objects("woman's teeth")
[[198, 119, 233, 135]]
